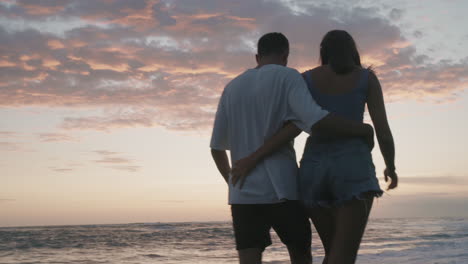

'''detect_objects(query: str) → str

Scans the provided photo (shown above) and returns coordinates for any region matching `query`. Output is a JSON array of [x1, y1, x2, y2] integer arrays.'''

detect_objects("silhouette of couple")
[[210, 31, 398, 264]]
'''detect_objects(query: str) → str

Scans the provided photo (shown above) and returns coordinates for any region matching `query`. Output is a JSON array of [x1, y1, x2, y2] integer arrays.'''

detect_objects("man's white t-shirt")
[[210, 64, 329, 204]]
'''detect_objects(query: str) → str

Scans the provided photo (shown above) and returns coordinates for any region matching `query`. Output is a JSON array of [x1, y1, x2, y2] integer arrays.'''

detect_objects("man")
[[210, 32, 373, 264]]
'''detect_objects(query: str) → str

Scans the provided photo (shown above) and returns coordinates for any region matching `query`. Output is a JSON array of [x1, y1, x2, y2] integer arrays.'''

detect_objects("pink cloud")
[[106, 165, 140, 172], [94, 157, 133, 164], [94, 150, 120, 156], [0, 0, 467, 132], [91, 149, 141, 172], [0, 141, 22, 151], [48, 166, 74, 173], [0, 131, 21, 138], [37, 133, 79, 142]]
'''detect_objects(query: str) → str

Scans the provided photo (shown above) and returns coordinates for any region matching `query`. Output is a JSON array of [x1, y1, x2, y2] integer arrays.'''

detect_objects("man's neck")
[[256, 57, 284, 69]]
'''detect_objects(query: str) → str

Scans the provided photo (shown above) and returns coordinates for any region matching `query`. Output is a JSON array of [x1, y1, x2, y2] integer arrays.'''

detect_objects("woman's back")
[[299, 64, 382, 209], [303, 65, 368, 120], [302, 65, 369, 144]]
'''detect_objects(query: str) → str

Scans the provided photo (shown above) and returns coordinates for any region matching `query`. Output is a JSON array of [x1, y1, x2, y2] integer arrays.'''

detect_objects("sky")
[[1, 0, 468, 227]]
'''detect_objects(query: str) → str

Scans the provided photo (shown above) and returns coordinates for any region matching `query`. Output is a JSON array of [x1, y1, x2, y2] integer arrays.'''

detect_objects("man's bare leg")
[[286, 245, 312, 264], [238, 248, 262, 264]]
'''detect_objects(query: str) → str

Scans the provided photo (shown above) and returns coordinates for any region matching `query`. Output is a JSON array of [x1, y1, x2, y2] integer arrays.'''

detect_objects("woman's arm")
[[367, 71, 398, 190], [231, 115, 374, 188]]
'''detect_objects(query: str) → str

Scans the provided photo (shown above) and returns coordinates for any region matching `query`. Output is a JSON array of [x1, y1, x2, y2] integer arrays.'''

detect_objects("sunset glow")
[[1, 0, 468, 227]]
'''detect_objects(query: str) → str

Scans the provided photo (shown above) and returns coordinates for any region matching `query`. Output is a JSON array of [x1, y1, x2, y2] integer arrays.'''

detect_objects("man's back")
[[210, 64, 328, 204], [224, 65, 296, 161]]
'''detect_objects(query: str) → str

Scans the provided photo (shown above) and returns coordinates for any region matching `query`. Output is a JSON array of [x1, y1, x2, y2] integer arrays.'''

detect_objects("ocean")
[[0, 217, 467, 264]]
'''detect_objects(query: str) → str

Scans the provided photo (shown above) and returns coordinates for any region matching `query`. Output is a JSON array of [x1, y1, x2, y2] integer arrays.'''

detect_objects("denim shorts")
[[299, 138, 383, 208]]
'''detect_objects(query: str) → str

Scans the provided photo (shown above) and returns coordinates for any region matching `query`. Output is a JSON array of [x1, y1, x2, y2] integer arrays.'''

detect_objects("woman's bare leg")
[[327, 197, 373, 264], [308, 207, 335, 264]]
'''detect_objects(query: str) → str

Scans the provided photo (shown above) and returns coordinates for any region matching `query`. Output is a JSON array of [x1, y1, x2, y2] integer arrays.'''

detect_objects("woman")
[[231, 30, 398, 264]]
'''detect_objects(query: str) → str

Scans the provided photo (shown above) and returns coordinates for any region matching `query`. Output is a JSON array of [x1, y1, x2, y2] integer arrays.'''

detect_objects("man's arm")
[[210, 88, 231, 184], [230, 122, 300, 187], [231, 115, 373, 187], [211, 149, 231, 184]]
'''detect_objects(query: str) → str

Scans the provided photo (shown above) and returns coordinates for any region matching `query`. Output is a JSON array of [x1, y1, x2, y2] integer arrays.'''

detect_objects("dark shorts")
[[231, 200, 311, 251]]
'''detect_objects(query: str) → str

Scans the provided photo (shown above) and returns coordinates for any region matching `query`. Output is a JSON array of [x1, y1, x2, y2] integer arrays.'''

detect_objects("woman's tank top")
[[302, 68, 369, 145]]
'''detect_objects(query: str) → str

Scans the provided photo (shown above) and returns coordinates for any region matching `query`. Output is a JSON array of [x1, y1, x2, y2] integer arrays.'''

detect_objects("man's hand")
[[231, 155, 259, 189], [384, 168, 398, 190]]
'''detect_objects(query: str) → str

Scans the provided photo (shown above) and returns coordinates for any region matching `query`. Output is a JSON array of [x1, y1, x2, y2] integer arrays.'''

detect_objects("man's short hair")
[[257, 32, 289, 57]]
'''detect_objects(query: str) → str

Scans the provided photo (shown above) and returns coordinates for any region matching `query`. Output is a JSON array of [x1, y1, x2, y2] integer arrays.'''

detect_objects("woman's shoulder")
[[310, 65, 326, 73], [366, 67, 380, 85], [301, 66, 325, 77], [303, 65, 371, 81]]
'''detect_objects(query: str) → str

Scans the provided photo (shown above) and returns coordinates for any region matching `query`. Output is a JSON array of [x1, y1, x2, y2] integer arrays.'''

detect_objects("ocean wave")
[[0, 218, 466, 264], [143, 253, 165, 258]]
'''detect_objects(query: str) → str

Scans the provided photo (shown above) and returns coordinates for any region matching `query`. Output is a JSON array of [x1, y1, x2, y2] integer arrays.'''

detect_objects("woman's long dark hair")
[[320, 30, 361, 74]]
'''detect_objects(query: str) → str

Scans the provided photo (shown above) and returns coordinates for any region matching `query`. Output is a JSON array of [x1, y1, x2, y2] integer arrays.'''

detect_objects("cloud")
[[93, 150, 120, 156], [15, 0, 71, 16], [152, 1, 176, 26], [106, 165, 140, 172], [401, 176, 468, 185], [0, 131, 21, 138], [94, 157, 132, 164], [60, 106, 215, 131], [413, 30, 423, 38], [0, 0, 467, 132], [48, 166, 74, 173], [389, 8, 404, 20], [37, 133, 79, 142], [0, 141, 23, 151], [92, 149, 141, 172], [373, 193, 468, 218], [61, 109, 157, 132]]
